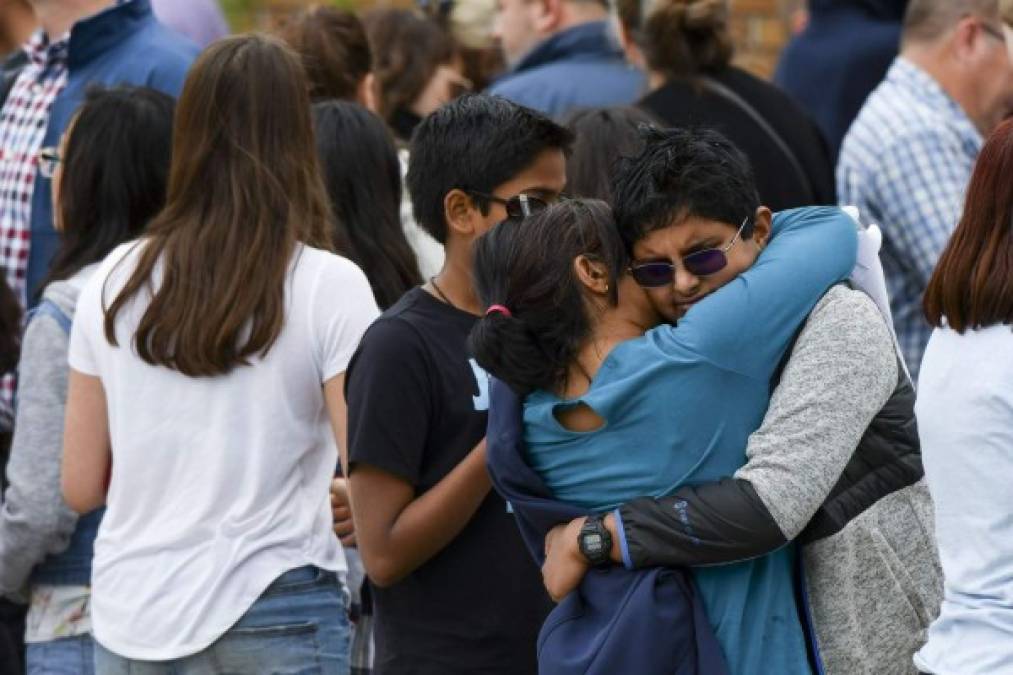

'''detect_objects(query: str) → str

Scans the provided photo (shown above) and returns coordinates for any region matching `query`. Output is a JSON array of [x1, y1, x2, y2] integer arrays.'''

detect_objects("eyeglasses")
[[629, 216, 752, 288], [37, 147, 61, 179], [467, 190, 552, 220]]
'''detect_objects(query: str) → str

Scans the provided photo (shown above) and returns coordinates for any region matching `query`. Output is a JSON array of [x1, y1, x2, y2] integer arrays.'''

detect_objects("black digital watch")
[[578, 514, 613, 567]]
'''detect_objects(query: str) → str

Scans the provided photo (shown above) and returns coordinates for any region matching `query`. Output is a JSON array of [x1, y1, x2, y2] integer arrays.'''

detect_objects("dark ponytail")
[[469, 200, 626, 396]]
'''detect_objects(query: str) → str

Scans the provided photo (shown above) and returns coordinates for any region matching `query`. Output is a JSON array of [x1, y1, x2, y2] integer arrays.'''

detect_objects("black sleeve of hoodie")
[[616, 478, 788, 568]]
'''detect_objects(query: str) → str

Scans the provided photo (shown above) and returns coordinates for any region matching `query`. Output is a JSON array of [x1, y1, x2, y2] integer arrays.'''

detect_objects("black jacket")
[[639, 67, 836, 211]]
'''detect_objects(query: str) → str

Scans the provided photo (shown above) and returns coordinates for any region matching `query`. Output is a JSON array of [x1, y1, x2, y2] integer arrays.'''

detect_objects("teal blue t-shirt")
[[523, 207, 857, 675]]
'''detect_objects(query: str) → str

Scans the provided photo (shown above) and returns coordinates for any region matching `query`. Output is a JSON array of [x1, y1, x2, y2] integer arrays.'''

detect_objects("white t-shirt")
[[68, 242, 379, 660], [914, 325, 1013, 675]]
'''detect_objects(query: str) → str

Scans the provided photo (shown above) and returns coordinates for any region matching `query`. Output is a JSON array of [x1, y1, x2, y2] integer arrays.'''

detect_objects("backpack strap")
[[697, 75, 816, 204], [26, 299, 71, 335]]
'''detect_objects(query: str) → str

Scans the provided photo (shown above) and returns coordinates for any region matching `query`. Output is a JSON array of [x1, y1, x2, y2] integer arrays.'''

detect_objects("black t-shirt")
[[346, 288, 551, 675]]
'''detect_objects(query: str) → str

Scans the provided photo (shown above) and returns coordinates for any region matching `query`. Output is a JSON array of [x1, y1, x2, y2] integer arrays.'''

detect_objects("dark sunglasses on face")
[[629, 216, 753, 288], [467, 190, 552, 220]]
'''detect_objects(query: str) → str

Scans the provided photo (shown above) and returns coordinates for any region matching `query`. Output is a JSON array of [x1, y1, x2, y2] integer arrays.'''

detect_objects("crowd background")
[[0, 0, 1012, 674]]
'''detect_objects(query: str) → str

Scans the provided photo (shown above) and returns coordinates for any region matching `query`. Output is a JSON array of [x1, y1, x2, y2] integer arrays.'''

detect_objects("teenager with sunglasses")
[[344, 94, 569, 675], [482, 127, 940, 674], [471, 138, 859, 675]]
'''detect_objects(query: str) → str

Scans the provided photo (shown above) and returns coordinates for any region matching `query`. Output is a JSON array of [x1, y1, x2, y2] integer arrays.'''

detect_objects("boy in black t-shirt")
[[344, 95, 573, 675]]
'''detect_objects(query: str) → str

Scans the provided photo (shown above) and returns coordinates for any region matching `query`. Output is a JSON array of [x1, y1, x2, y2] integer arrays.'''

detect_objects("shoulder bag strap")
[[697, 75, 816, 203]]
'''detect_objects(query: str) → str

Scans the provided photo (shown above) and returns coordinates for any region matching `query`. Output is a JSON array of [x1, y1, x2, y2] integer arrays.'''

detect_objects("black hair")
[[611, 126, 759, 251], [407, 94, 574, 244], [42, 86, 175, 289], [469, 199, 625, 396], [562, 106, 660, 202], [313, 101, 422, 309]]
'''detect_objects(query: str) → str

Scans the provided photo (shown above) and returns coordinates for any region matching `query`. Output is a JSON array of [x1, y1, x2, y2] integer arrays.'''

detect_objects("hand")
[[542, 517, 590, 602], [331, 477, 356, 546]]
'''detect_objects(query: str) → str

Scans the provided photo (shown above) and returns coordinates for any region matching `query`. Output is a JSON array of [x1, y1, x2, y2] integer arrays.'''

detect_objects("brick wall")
[[729, 0, 799, 79]]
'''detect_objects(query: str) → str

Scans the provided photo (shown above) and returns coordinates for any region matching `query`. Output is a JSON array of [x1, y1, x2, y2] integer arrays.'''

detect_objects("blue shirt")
[[487, 21, 645, 118], [27, 0, 197, 303], [523, 206, 858, 674], [837, 58, 982, 382]]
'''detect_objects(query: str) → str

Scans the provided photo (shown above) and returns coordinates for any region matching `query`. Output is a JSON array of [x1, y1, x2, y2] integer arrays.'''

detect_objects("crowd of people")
[[0, 0, 1011, 674]]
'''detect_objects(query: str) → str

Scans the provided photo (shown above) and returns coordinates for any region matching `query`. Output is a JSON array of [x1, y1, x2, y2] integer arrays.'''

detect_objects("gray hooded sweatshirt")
[[0, 266, 95, 601]]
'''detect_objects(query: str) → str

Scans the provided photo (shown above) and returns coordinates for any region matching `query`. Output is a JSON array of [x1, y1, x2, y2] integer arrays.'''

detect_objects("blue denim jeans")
[[27, 633, 96, 675], [94, 566, 351, 674]]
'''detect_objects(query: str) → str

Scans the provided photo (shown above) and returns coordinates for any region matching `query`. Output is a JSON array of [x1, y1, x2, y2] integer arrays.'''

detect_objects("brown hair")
[[276, 5, 372, 102], [924, 117, 1013, 332], [103, 34, 334, 376], [361, 9, 454, 123], [616, 0, 733, 78]]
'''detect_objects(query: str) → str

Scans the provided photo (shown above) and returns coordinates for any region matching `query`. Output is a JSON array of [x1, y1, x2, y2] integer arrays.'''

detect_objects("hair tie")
[[485, 304, 512, 318]]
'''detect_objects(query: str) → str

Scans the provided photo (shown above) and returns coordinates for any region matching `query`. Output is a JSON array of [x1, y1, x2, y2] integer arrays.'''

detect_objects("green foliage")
[[220, 0, 359, 32]]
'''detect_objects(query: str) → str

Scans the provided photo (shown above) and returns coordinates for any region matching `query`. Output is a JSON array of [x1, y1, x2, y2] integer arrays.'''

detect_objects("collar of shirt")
[[889, 56, 983, 148], [22, 29, 69, 70], [20, 0, 135, 70]]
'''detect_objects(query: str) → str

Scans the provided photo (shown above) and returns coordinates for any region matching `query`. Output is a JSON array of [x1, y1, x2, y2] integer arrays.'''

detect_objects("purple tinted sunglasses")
[[630, 216, 753, 288]]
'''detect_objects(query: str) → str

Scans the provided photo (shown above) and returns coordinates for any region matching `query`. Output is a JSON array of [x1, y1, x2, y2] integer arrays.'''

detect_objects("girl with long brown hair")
[[59, 34, 378, 673], [914, 117, 1013, 675]]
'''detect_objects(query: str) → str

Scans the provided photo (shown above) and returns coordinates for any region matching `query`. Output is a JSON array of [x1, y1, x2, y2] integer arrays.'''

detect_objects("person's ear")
[[750, 206, 773, 249], [444, 188, 480, 238], [358, 73, 379, 114], [614, 18, 644, 68], [533, 0, 562, 34], [951, 16, 983, 62], [573, 254, 611, 295]]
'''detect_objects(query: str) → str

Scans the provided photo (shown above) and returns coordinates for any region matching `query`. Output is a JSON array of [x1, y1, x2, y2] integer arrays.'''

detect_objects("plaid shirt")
[[0, 31, 69, 428], [837, 58, 982, 383]]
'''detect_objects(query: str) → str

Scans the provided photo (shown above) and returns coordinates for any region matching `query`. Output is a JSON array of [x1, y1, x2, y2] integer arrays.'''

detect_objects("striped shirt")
[[837, 57, 982, 382]]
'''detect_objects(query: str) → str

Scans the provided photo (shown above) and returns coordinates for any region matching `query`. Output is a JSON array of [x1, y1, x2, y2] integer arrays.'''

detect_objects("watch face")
[[584, 534, 604, 555]]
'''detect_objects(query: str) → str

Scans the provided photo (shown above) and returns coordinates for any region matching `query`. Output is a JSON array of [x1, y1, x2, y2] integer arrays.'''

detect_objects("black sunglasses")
[[467, 190, 552, 220], [629, 216, 753, 288]]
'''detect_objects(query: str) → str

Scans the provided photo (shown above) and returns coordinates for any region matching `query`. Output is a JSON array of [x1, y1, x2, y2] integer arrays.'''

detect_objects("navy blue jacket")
[[486, 378, 728, 675], [774, 0, 908, 162], [26, 0, 197, 302], [487, 22, 645, 119]]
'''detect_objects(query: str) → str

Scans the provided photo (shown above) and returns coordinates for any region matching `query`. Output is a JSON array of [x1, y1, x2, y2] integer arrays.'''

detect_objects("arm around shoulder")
[[615, 289, 897, 567], [735, 287, 898, 538]]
